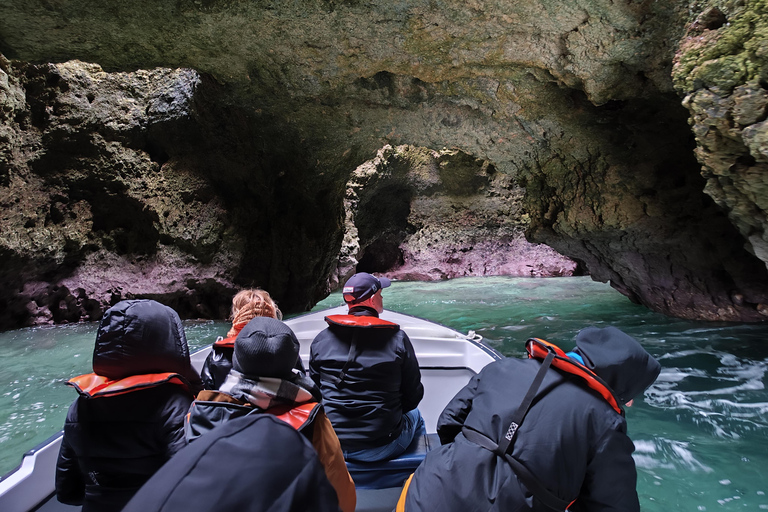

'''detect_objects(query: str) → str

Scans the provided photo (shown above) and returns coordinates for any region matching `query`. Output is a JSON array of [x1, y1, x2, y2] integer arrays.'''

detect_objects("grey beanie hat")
[[232, 317, 300, 379]]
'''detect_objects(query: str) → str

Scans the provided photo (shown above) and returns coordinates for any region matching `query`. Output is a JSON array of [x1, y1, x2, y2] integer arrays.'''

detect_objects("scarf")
[[219, 369, 321, 410]]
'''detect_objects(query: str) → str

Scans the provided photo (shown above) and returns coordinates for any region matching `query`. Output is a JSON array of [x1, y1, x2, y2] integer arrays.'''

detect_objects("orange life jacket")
[[325, 314, 399, 329], [68, 372, 192, 398], [213, 335, 237, 349], [526, 338, 622, 414], [212, 321, 248, 349], [267, 402, 320, 431]]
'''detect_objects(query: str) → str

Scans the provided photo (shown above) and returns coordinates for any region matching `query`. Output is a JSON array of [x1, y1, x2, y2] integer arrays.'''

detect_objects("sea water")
[[1, 276, 767, 510]]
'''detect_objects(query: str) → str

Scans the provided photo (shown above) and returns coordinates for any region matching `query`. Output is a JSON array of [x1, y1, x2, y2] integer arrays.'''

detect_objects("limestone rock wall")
[[673, 1, 768, 276], [0, 0, 767, 325], [332, 145, 578, 289], [0, 57, 344, 328], [0, 57, 237, 326]]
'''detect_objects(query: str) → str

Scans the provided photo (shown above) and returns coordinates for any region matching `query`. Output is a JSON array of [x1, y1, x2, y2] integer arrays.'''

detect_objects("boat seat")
[[345, 433, 440, 489]]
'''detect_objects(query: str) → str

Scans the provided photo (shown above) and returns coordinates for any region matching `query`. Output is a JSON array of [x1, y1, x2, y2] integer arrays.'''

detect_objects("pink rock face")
[[333, 145, 581, 288], [388, 239, 579, 281]]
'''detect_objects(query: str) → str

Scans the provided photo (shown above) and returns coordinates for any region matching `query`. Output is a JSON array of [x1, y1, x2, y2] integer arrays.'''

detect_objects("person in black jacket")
[[399, 326, 661, 512], [55, 299, 202, 512], [200, 288, 289, 390], [309, 272, 425, 462], [123, 413, 340, 512]]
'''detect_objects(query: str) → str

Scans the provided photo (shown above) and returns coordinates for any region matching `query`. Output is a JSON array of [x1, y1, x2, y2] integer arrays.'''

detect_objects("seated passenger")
[[186, 316, 356, 512], [398, 326, 662, 512], [201, 288, 305, 390], [123, 414, 340, 512], [309, 272, 425, 462], [55, 299, 202, 512]]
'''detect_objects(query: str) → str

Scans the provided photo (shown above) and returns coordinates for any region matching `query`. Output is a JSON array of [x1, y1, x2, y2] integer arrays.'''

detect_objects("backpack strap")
[[318, 329, 359, 388], [496, 349, 555, 455], [460, 346, 574, 511]]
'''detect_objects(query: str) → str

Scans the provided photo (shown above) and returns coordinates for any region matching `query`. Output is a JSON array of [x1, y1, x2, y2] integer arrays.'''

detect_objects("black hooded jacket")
[[403, 326, 661, 512], [122, 413, 340, 512], [55, 300, 201, 512]]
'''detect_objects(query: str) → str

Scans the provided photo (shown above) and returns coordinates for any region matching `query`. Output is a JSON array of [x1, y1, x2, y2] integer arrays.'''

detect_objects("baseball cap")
[[343, 272, 391, 304]]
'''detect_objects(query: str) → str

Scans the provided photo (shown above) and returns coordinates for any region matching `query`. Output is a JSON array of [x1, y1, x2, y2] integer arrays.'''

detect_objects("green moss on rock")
[[674, 0, 768, 94]]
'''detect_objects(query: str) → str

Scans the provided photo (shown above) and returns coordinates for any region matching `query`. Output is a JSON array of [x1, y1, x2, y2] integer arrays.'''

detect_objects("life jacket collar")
[[526, 338, 623, 415], [213, 335, 237, 349], [213, 320, 249, 348], [324, 314, 399, 329], [266, 402, 320, 431], [68, 372, 192, 399]]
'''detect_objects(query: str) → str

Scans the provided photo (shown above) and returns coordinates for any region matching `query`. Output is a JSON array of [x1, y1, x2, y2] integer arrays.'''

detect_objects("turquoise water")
[[2, 276, 768, 510]]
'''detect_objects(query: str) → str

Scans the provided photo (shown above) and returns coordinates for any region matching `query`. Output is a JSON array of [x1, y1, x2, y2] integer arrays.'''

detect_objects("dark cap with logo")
[[343, 272, 391, 304]]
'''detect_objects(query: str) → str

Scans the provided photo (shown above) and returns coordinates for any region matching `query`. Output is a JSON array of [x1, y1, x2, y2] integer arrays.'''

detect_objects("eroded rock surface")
[[332, 145, 578, 289], [674, 1, 768, 274], [0, 58, 343, 327], [1, 0, 767, 325]]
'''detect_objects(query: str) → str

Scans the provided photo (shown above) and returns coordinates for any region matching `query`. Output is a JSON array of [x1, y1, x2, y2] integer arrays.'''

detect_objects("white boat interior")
[[0, 307, 502, 512]]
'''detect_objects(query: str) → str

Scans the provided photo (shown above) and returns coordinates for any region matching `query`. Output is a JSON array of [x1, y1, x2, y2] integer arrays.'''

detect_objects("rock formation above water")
[[0, 0, 767, 328]]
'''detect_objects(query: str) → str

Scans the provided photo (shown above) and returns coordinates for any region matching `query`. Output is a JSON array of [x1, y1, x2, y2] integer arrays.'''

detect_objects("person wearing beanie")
[[185, 316, 356, 512], [55, 299, 202, 512], [399, 326, 661, 512], [201, 288, 303, 390], [309, 272, 425, 462]]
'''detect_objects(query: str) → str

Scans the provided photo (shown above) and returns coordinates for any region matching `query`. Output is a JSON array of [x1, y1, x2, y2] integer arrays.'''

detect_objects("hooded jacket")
[[309, 309, 424, 452], [55, 300, 201, 512], [122, 414, 340, 512], [402, 326, 661, 512]]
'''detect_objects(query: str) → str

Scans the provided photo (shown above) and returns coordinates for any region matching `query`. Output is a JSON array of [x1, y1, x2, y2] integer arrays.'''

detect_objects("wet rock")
[[331, 145, 579, 287], [0, 0, 766, 325], [673, 1, 768, 306]]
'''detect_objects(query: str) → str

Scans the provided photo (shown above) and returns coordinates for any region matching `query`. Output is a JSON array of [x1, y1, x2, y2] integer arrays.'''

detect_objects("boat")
[[0, 306, 503, 512]]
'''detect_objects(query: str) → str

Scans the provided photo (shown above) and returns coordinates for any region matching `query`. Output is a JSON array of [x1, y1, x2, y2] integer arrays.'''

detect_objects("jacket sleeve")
[[311, 410, 357, 512], [569, 420, 640, 512], [399, 332, 424, 413], [159, 389, 195, 457], [55, 411, 85, 506], [309, 341, 321, 388], [436, 372, 480, 445]]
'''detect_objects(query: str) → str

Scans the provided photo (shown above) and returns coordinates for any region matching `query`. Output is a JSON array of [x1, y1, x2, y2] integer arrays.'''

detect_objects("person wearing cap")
[[55, 299, 202, 512], [397, 326, 661, 512], [185, 316, 356, 512], [309, 272, 425, 462]]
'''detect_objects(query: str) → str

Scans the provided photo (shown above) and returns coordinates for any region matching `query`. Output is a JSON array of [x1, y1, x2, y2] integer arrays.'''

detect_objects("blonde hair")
[[227, 288, 282, 337]]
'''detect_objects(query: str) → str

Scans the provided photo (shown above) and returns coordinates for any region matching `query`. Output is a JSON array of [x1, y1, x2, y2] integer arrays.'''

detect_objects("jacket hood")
[[92, 299, 200, 387], [122, 414, 339, 512], [573, 326, 661, 404]]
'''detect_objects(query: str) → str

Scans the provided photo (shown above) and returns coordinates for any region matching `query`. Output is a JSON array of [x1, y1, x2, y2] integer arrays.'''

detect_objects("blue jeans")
[[344, 409, 426, 462]]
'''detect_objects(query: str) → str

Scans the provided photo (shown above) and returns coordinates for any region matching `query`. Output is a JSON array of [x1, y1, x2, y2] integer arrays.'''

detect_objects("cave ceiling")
[[1, 0, 767, 325]]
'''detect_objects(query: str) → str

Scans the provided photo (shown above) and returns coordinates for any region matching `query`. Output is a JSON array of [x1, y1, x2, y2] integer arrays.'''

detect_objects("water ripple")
[[645, 349, 768, 438]]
